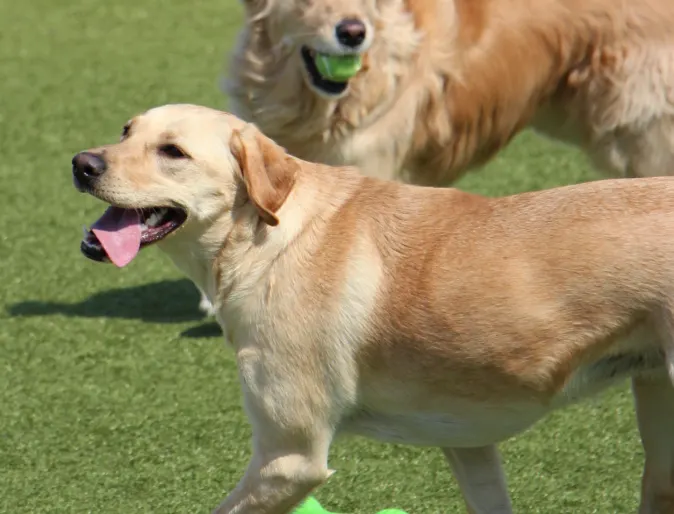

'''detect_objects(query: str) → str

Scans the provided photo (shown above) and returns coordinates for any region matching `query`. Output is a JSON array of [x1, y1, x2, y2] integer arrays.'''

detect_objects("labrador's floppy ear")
[[230, 124, 298, 226]]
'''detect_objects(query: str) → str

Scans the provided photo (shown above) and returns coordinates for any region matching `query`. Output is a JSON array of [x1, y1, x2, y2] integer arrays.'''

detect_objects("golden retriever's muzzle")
[[300, 18, 370, 96]]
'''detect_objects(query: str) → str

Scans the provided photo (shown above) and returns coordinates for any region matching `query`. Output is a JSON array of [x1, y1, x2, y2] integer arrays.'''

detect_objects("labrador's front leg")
[[212, 440, 333, 514], [212, 344, 345, 514]]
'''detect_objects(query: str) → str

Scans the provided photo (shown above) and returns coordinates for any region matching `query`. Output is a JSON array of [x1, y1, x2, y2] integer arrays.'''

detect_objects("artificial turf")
[[1, 0, 643, 512]]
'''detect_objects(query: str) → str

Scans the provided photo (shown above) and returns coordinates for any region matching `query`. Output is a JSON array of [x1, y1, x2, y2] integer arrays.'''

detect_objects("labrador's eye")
[[120, 123, 131, 141], [158, 144, 189, 159]]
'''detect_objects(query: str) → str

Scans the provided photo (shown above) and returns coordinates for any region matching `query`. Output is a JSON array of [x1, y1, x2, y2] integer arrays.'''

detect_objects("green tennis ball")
[[314, 53, 362, 82], [292, 496, 409, 514], [293, 496, 328, 514]]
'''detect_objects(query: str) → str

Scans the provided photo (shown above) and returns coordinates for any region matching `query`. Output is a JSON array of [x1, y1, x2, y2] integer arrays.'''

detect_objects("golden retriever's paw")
[[199, 292, 216, 317]]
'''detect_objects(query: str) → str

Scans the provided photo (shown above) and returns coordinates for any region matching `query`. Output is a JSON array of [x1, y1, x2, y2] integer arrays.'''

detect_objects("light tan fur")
[[77, 104, 674, 513]]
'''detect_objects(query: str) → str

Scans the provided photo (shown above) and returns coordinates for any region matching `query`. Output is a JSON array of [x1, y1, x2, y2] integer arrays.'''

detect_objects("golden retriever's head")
[[243, 0, 379, 99], [228, 0, 420, 112], [73, 104, 297, 267]]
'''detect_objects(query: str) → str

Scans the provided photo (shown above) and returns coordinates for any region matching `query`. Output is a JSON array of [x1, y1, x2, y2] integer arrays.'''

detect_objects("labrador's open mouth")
[[301, 46, 349, 96], [81, 206, 187, 267]]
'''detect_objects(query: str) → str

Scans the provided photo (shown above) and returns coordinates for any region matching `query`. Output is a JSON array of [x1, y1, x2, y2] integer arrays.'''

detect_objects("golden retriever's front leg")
[[198, 287, 216, 317], [633, 376, 674, 514], [442, 446, 513, 514]]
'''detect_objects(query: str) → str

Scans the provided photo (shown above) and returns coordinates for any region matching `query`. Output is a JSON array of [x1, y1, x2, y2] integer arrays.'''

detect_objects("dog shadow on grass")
[[7, 278, 222, 339]]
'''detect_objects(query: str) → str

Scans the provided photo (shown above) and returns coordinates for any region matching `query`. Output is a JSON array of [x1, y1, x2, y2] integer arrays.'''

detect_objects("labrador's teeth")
[[82, 225, 90, 238], [146, 214, 160, 227], [146, 208, 168, 228]]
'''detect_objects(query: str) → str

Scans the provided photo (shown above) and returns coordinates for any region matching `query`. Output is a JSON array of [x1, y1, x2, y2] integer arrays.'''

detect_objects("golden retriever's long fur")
[[224, 0, 674, 184]]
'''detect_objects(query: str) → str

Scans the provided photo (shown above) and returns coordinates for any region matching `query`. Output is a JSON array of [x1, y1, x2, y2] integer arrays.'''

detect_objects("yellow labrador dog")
[[74, 104, 674, 514]]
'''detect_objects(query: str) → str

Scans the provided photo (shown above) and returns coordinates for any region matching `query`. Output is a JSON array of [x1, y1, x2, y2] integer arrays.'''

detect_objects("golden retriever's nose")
[[72, 151, 107, 190], [336, 19, 366, 48]]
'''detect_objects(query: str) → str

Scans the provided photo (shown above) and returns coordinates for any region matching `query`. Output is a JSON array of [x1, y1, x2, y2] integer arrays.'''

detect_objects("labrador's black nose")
[[336, 18, 367, 48], [72, 152, 107, 188]]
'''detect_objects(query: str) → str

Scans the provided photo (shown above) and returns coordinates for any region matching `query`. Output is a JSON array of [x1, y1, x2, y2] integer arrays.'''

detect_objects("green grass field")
[[1, 1, 645, 512]]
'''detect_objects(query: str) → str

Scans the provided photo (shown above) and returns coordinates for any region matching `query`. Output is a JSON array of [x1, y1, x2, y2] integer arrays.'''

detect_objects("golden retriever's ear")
[[230, 125, 298, 226]]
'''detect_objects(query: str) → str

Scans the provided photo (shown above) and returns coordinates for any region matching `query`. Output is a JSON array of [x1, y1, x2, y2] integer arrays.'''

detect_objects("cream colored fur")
[[76, 104, 674, 513]]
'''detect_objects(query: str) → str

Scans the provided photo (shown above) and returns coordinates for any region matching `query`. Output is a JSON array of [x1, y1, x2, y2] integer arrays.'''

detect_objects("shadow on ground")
[[7, 279, 213, 325], [180, 322, 222, 339]]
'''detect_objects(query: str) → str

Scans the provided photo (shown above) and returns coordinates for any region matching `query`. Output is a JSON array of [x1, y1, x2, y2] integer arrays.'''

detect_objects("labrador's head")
[[73, 104, 297, 267]]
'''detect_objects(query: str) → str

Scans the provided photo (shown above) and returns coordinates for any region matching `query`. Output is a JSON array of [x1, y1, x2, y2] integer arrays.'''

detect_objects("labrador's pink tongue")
[[91, 207, 142, 267]]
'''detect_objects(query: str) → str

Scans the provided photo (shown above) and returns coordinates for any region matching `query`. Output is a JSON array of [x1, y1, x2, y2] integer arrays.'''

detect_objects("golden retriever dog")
[[225, 0, 674, 182], [203, 0, 674, 317], [74, 104, 674, 514]]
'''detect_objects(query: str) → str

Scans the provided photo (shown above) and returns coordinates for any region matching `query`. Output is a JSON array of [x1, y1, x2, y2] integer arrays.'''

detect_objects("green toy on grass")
[[314, 53, 363, 82], [293, 496, 408, 514]]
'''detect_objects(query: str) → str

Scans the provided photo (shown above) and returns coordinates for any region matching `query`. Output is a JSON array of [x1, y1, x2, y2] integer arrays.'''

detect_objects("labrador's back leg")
[[442, 445, 513, 514], [632, 302, 674, 513], [632, 376, 674, 514]]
